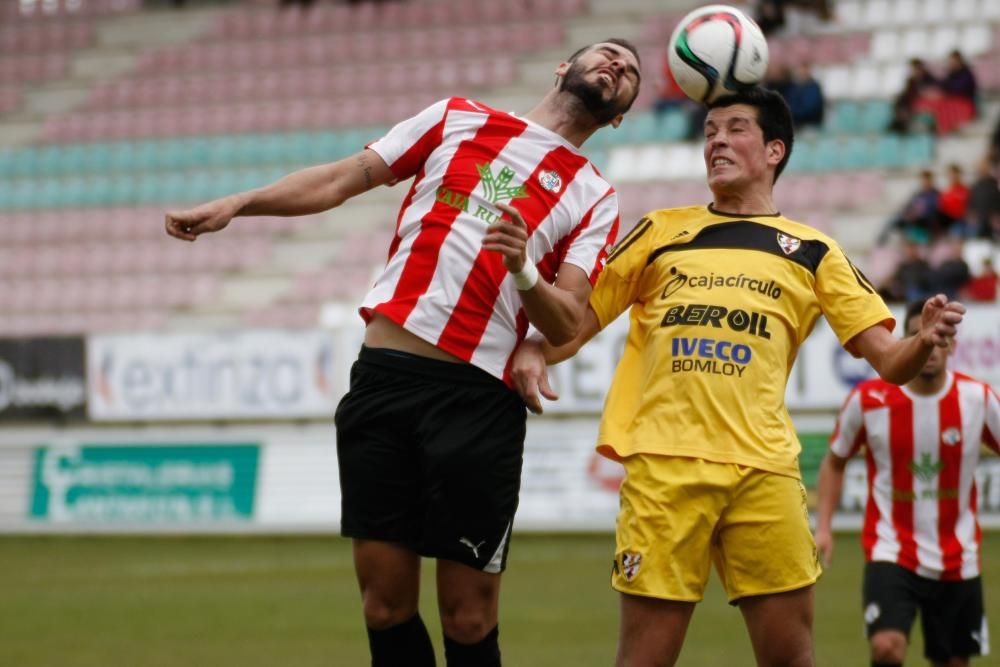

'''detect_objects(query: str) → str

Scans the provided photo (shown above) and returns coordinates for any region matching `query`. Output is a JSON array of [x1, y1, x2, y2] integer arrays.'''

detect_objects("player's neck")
[[906, 370, 949, 396], [523, 92, 600, 148], [711, 190, 777, 217]]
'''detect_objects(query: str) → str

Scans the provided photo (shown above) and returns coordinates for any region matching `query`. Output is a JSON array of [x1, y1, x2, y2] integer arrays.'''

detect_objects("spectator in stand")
[[879, 169, 941, 243], [940, 50, 978, 113], [782, 63, 825, 130], [966, 158, 1000, 239], [962, 257, 998, 302], [937, 163, 969, 233], [754, 0, 786, 36], [884, 234, 934, 303], [913, 50, 979, 135], [928, 236, 971, 300], [889, 59, 938, 134]]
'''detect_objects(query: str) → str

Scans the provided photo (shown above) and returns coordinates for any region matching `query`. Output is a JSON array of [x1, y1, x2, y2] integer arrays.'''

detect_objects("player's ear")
[[767, 139, 785, 165], [609, 113, 625, 129]]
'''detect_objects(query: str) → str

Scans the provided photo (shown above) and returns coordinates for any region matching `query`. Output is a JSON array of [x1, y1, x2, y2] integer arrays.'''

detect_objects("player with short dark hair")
[[511, 87, 966, 667], [816, 298, 997, 667], [165, 39, 642, 667]]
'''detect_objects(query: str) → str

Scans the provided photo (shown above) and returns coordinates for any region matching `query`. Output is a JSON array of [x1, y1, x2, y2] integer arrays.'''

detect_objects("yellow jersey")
[[590, 205, 894, 478]]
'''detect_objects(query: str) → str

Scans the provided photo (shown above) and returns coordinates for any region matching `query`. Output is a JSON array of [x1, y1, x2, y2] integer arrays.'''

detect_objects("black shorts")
[[335, 346, 526, 573], [863, 561, 989, 661]]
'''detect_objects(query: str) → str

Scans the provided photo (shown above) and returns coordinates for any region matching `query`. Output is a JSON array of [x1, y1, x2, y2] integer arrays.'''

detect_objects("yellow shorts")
[[612, 455, 821, 603]]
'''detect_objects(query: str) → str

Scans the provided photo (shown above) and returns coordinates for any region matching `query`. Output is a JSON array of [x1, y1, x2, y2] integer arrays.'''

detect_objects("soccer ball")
[[667, 4, 769, 104]]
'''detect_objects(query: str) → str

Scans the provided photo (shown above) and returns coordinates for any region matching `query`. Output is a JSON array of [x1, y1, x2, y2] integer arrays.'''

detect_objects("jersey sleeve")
[[829, 386, 866, 457], [558, 190, 620, 286], [367, 98, 450, 182], [815, 245, 895, 356], [984, 384, 1000, 453], [589, 215, 655, 329]]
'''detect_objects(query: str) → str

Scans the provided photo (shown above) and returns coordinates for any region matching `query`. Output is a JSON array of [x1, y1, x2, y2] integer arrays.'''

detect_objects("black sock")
[[444, 625, 500, 667], [871, 662, 902, 667], [367, 613, 436, 667]]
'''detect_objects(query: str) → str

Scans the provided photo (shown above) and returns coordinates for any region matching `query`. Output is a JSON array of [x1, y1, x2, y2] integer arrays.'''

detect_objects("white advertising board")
[[87, 330, 348, 421]]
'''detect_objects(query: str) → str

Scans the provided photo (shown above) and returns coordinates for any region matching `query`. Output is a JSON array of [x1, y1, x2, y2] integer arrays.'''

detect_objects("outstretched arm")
[[165, 149, 395, 242], [510, 306, 603, 414], [814, 452, 849, 568], [850, 293, 965, 384]]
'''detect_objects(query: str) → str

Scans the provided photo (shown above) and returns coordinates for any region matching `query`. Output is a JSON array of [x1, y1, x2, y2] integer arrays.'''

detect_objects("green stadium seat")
[[108, 143, 138, 173], [83, 143, 114, 173], [827, 101, 861, 135], [624, 112, 661, 143], [873, 134, 902, 168], [901, 134, 934, 166], [812, 137, 839, 171], [860, 100, 892, 134], [0, 149, 16, 178], [786, 139, 814, 172], [61, 145, 89, 174], [841, 136, 871, 169], [36, 146, 64, 177], [184, 137, 212, 165], [12, 147, 39, 178], [660, 109, 689, 141], [207, 136, 241, 168]]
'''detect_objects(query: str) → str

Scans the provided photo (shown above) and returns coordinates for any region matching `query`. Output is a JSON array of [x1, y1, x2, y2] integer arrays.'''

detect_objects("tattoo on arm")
[[356, 153, 373, 189]]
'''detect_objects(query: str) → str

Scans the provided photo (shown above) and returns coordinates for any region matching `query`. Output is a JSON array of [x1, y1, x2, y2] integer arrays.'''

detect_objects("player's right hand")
[[165, 194, 245, 242], [511, 338, 559, 414], [814, 528, 834, 569]]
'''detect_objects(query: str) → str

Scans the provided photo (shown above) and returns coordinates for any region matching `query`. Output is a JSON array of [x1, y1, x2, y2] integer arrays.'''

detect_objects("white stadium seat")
[[928, 26, 960, 61], [818, 65, 852, 99], [917, 0, 947, 25], [851, 63, 882, 98], [901, 27, 930, 59], [959, 24, 992, 57], [862, 0, 892, 25], [834, 0, 862, 29], [889, 0, 920, 27], [951, 0, 980, 21], [870, 29, 900, 62], [881, 62, 908, 96]]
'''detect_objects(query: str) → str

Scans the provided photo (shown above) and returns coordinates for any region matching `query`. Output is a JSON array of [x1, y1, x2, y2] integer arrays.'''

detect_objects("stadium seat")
[[827, 101, 862, 134], [860, 100, 892, 134]]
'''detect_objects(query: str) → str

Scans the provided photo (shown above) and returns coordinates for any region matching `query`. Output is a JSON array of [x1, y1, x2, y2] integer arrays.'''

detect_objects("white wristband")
[[512, 262, 539, 291]]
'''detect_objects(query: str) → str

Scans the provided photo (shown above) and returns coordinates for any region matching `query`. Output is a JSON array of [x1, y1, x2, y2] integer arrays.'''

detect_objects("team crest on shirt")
[[538, 170, 562, 193], [777, 232, 801, 255], [621, 552, 642, 581], [942, 427, 962, 446]]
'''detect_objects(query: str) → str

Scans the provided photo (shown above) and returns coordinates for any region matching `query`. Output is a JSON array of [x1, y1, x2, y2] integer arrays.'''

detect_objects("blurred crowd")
[[889, 52, 979, 136], [879, 159, 1000, 303]]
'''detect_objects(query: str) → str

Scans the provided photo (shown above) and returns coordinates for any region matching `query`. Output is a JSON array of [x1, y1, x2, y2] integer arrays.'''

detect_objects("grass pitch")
[[0, 533, 998, 666]]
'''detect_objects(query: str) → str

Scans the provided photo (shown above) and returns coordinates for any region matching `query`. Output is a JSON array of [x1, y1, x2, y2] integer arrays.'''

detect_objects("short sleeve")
[[559, 191, 620, 286], [589, 215, 655, 329], [815, 245, 895, 356], [829, 386, 866, 458], [367, 98, 450, 182]]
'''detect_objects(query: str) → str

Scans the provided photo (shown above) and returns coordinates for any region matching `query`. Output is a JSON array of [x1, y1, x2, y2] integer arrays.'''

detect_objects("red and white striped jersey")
[[830, 372, 1000, 580], [362, 97, 620, 383]]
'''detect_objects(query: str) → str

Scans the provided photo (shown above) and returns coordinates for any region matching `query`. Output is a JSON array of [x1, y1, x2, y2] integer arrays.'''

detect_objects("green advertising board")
[[29, 445, 259, 522]]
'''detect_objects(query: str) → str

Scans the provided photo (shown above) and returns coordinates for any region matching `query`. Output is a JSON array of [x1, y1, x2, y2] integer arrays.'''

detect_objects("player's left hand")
[[511, 338, 559, 414], [482, 202, 528, 274], [919, 294, 966, 347]]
